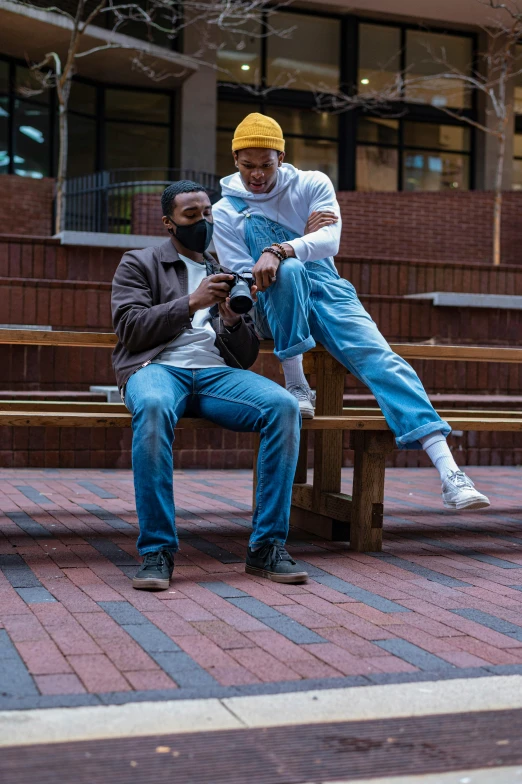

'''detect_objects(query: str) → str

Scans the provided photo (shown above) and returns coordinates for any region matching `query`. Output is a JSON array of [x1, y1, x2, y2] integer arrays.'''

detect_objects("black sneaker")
[[132, 549, 174, 591], [246, 542, 308, 584]]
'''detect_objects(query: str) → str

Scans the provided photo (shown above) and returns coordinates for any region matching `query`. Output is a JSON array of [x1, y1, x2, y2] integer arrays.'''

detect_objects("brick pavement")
[[1, 466, 522, 708]]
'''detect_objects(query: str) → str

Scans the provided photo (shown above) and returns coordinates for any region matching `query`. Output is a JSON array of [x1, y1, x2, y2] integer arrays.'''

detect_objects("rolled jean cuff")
[[395, 419, 451, 450], [275, 336, 316, 361], [138, 545, 179, 556]]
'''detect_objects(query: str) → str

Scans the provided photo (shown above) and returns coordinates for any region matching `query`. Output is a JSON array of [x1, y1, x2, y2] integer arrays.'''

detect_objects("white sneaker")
[[287, 384, 315, 419], [442, 470, 490, 511]]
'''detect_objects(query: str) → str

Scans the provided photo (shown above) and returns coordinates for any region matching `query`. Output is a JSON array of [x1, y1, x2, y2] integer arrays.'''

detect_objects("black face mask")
[[169, 218, 214, 253]]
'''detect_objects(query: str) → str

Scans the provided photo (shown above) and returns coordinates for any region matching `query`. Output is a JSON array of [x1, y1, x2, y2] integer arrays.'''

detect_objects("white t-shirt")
[[153, 254, 226, 369]]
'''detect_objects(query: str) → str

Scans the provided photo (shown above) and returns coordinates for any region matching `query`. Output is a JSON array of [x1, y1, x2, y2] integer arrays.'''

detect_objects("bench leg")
[[350, 431, 395, 552]]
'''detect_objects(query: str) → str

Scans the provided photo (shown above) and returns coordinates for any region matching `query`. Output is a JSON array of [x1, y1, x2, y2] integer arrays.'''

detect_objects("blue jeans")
[[256, 261, 450, 449], [124, 364, 301, 555]]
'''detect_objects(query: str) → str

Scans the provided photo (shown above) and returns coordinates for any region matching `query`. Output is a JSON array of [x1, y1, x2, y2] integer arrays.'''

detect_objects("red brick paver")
[[1, 466, 522, 705]]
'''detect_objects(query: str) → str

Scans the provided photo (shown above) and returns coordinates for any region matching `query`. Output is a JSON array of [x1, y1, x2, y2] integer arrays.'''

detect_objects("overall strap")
[[226, 195, 250, 213]]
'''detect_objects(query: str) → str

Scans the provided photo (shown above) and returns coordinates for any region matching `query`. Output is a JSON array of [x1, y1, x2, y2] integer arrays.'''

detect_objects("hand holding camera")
[[189, 272, 257, 327], [189, 273, 235, 315]]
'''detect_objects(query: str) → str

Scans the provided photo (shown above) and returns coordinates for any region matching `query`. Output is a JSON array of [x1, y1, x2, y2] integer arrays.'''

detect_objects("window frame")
[[217, 11, 478, 191]]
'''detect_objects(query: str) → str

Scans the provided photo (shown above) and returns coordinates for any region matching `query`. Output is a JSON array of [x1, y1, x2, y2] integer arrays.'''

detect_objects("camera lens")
[[229, 277, 254, 314]]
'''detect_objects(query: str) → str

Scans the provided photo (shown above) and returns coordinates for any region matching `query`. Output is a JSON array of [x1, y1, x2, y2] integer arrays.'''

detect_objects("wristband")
[[271, 242, 288, 260], [262, 246, 284, 262]]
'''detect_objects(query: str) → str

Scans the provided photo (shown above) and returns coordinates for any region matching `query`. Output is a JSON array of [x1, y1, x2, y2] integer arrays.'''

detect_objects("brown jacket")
[[111, 239, 259, 391]]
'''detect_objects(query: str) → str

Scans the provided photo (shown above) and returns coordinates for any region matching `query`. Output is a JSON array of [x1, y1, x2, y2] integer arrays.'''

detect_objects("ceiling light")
[[241, 64, 251, 71], [20, 126, 44, 144], [360, 78, 370, 85]]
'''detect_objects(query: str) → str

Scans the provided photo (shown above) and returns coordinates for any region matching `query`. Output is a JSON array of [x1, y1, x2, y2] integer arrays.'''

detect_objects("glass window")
[[403, 151, 469, 190], [15, 66, 49, 105], [216, 19, 262, 86], [285, 136, 338, 186], [404, 122, 470, 151], [105, 122, 169, 169], [358, 24, 401, 95], [405, 31, 473, 109], [0, 96, 8, 174], [216, 129, 236, 177], [67, 114, 97, 177], [269, 107, 338, 139], [356, 146, 398, 191], [267, 13, 340, 92], [0, 60, 8, 94], [357, 117, 399, 145], [69, 81, 97, 115], [218, 100, 260, 130], [14, 99, 50, 178], [105, 89, 169, 123]]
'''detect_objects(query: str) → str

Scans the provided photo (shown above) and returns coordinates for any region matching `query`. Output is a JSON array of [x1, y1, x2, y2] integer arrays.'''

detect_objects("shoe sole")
[[245, 565, 308, 584], [132, 577, 170, 591], [299, 405, 315, 420], [443, 498, 490, 511]]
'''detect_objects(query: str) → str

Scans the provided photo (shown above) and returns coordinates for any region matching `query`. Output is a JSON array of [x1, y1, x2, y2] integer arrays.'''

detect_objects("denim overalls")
[[226, 195, 450, 449]]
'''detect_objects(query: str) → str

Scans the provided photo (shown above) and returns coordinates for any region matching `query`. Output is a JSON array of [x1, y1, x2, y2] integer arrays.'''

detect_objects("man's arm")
[[112, 253, 192, 353], [212, 203, 256, 273], [285, 172, 342, 262]]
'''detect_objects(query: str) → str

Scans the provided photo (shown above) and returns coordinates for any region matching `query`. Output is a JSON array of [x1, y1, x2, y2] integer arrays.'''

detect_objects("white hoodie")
[[212, 164, 342, 273]]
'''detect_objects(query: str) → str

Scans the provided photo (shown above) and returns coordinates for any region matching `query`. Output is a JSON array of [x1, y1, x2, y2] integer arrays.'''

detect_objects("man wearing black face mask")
[[111, 180, 308, 591]]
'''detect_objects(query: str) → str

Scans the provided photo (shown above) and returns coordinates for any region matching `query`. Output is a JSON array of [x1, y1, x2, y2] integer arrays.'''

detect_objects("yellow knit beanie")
[[232, 113, 285, 153]]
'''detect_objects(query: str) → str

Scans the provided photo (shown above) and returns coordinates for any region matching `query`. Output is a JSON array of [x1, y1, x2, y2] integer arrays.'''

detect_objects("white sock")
[[282, 355, 309, 390], [420, 432, 460, 481]]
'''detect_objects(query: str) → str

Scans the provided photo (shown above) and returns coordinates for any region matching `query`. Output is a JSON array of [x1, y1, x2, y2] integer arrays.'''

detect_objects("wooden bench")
[[2, 328, 522, 552]]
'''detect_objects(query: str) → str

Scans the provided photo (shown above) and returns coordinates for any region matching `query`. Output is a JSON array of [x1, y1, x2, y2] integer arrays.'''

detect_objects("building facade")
[[1, 0, 521, 194]]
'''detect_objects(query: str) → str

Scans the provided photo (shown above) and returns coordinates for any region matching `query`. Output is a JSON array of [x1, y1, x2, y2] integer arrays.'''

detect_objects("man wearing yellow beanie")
[[212, 113, 490, 512]]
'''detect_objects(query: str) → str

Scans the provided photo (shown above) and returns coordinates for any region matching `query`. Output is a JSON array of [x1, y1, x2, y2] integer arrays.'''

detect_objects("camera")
[[228, 272, 255, 314]]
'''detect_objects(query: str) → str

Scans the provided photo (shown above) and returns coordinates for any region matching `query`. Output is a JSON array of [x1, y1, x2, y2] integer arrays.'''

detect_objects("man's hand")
[[219, 283, 258, 327], [305, 210, 338, 234], [189, 273, 234, 315], [252, 252, 281, 292]]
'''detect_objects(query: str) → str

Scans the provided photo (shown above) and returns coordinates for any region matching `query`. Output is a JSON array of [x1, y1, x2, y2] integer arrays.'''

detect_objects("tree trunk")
[[493, 132, 505, 267], [54, 98, 69, 235]]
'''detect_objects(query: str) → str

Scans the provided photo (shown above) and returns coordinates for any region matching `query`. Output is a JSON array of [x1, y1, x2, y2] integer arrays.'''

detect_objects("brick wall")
[[2, 235, 522, 467], [131, 194, 169, 238], [0, 177, 54, 236], [337, 191, 522, 266]]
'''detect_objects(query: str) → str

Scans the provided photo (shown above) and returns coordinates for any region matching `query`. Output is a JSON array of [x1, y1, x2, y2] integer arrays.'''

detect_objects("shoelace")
[[287, 384, 313, 403], [263, 542, 296, 567], [446, 470, 474, 489], [142, 551, 168, 571]]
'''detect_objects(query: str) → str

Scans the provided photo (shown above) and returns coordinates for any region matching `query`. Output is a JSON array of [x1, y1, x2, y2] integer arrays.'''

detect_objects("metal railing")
[[63, 168, 221, 234]]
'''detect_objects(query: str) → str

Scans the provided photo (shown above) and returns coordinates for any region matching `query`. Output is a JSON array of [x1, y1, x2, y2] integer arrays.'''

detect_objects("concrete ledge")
[[54, 232, 167, 249], [405, 292, 522, 309]]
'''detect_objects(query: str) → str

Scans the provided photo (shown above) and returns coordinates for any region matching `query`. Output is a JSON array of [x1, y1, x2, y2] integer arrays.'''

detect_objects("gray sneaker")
[[246, 542, 308, 584], [442, 470, 490, 511], [287, 384, 315, 419]]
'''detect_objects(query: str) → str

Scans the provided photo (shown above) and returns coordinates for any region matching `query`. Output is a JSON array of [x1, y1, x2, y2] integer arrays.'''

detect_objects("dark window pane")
[[69, 81, 97, 115], [67, 114, 96, 176], [0, 60, 8, 93], [216, 129, 236, 177], [405, 31, 472, 109], [217, 100, 260, 130], [403, 151, 469, 190], [0, 96, 8, 173], [14, 99, 50, 178], [356, 146, 398, 191], [357, 117, 399, 145], [105, 122, 169, 169], [217, 19, 262, 86], [269, 107, 338, 139], [515, 44, 522, 115], [16, 66, 49, 105], [105, 89, 169, 123], [267, 13, 340, 92], [284, 137, 338, 188], [404, 122, 470, 151], [358, 24, 401, 95]]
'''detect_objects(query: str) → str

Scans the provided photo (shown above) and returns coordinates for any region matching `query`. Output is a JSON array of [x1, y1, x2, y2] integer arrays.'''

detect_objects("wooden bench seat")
[[2, 327, 522, 552]]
